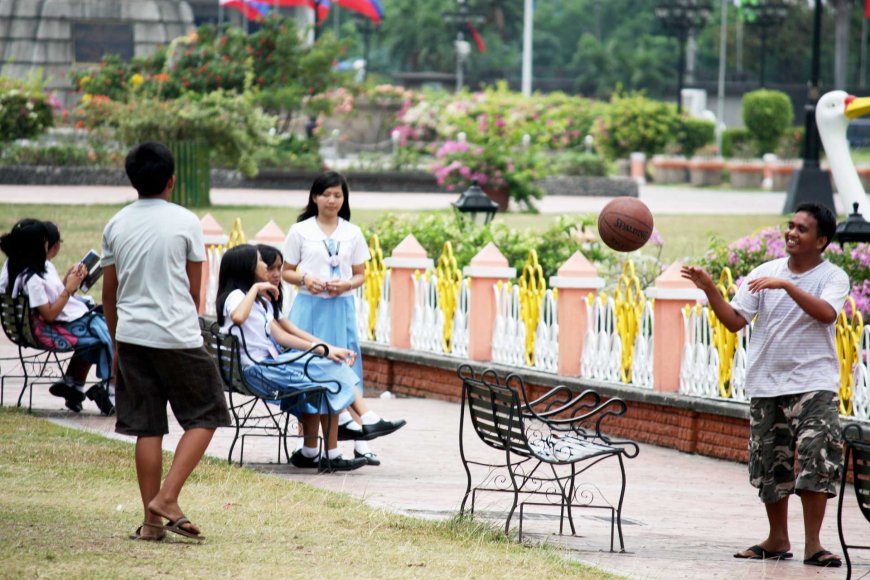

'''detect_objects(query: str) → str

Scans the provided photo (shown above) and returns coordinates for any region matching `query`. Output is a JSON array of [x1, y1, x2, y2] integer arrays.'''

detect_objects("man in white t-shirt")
[[682, 203, 847, 568], [102, 142, 230, 542]]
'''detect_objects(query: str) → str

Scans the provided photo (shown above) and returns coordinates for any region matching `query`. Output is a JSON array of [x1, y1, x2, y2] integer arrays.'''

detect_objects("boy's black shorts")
[[115, 341, 231, 437]]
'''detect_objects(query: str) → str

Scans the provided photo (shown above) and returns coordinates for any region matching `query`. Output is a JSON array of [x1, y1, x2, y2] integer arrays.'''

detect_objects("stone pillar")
[[549, 251, 604, 376], [253, 220, 286, 249], [646, 262, 705, 392], [384, 235, 433, 349], [630, 152, 646, 185], [462, 243, 516, 362], [200, 213, 228, 314]]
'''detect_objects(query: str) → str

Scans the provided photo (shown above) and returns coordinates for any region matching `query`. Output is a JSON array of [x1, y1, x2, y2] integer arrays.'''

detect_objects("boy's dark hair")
[[256, 243, 284, 318], [297, 171, 351, 222], [0, 218, 48, 295], [216, 244, 261, 326], [795, 202, 837, 250], [125, 142, 175, 197]]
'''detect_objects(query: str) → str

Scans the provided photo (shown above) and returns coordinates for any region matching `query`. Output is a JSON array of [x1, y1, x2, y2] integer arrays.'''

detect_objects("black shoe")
[[318, 455, 367, 473], [354, 450, 381, 466], [49, 381, 84, 413], [337, 422, 365, 441], [86, 384, 115, 416], [359, 419, 406, 441], [290, 450, 319, 469]]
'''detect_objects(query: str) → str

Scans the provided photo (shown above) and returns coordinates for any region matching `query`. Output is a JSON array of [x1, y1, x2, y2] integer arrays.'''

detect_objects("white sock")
[[338, 410, 353, 425], [301, 446, 319, 459], [343, 421, 362, 432], [326, 448, 342, 460], [293, 438, 304, 452], [360, 411, 381, 426], [354, 440, 372, 455]]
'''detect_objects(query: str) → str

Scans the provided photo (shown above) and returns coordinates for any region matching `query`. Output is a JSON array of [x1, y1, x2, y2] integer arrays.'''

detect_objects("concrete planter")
[[725, 159, 764, 189], [651, 155, 688, 184], [771, 160, 801, 191], [688, 157, 725, 187], [858, 164, 870, 193]]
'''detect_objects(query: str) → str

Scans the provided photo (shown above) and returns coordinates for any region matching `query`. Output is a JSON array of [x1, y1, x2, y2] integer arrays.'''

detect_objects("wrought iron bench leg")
[[837, 443, 852, 579], [503, 447, 521, 535], [615, 454, 628, 552]]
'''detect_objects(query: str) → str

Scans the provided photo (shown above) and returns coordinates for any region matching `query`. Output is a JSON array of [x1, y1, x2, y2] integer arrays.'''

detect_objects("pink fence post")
[[384, 235, 433, 349], [549, 251, 604, 376], [646, 262, 704, 392], [253, 220, 286, 248], [463, 243, 516, 362], [200, 213, 228, 314]]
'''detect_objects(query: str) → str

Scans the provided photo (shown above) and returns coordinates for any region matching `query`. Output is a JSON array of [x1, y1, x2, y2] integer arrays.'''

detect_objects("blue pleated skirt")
[[289, 293, 364, 389], [242, 350, 358, 415]]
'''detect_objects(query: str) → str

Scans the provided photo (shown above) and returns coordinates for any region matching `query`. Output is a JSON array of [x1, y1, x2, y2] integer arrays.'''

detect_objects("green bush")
[[721, 128, 753, 158], [674, 117, 716, 157], [550, 151, 609, 176], [742, 89, 793, 156], [253, 134, 322, 171], [0, 77, 54, 142], [592, 92, 679, 160], [0, 142, 123, 167], [110, 90, 277, 177], [363, 212, 605, 280], [775, 126, 805, 159]]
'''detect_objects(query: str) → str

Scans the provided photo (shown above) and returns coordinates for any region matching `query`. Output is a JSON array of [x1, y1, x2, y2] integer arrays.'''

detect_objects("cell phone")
[[80, 250, 103, 293]]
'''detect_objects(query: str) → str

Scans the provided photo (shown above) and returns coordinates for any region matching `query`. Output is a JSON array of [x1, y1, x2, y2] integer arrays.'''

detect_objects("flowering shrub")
[[0, 76, 53, 142], [431, 139, 543, 210]]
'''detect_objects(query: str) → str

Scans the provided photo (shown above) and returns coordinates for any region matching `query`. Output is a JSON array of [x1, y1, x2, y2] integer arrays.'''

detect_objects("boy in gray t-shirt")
[[102, 142, 230, 542], [682, 202, 846, 568]]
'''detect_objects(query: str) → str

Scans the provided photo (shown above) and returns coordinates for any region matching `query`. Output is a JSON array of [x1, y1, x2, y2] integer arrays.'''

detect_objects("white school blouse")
[[283, 217, 370, 299]]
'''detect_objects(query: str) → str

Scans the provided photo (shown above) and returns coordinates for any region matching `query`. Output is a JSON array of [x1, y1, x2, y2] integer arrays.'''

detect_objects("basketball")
[[597, 197, 654, 252]]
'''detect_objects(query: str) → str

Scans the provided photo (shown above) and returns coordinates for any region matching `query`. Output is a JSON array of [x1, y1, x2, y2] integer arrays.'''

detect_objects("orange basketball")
[[597, 197, 654, 252]]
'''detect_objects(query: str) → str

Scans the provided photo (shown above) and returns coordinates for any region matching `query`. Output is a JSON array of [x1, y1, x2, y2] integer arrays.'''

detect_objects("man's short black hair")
[[125, 142, 175, 197], [795, 202, 837, 250]]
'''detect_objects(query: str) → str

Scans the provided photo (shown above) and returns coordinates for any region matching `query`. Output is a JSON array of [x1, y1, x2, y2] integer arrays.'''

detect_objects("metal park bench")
[[0, 293, 102, 411], [838, 424, 870, 579], [200, 319, 339, 467], [457, 364, 639, 551]]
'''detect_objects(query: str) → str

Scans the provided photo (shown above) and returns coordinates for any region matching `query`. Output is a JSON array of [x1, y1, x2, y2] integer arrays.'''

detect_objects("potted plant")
[[431, 139, 543, 211], [726, 158, 765, 188], [651, 152, 689, 184]]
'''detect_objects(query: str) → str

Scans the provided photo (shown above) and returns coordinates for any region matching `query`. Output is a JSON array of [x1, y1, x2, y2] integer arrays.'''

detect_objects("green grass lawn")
[[0, 409, 613, 578]]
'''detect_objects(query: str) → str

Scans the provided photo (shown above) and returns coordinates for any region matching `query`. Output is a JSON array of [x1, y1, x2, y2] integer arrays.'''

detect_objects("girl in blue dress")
[[282, 172, 405, 466], [216, 243, 366, 472]]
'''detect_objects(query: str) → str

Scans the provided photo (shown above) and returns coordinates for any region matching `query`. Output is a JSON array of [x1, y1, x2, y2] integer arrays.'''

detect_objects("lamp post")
[[352, 13, 377, 82], [743, 0, 789, 88], [783, 0, 834, 214], [443, 0, 485, 92], [835, 203, 870, 246], [453, 180, 499, 226], [655, 0, 714, 114]]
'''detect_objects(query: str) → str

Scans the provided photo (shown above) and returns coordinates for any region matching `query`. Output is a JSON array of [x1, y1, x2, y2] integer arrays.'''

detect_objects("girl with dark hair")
[[0, 218, 114, 415], [282, 172, 406, 466], [217, 244, 367, 472]]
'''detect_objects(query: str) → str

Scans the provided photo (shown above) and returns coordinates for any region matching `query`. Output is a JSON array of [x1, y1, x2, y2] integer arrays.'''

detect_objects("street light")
[[743, 0, 789, 88], [835, 203, 870, 247], [655, 0, 714, 113], [453, 180, 498, 225], [443, 0, 485, 92], [351, 13, 378, 82]]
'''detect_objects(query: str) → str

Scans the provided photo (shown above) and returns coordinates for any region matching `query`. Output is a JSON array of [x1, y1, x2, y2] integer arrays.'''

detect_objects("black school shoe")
[[354, 450, 381, 466], [49, 381, 84, 413], [290, 450, 367, 473], [359, 419, 407, 441], [86, 384, 115, 416]]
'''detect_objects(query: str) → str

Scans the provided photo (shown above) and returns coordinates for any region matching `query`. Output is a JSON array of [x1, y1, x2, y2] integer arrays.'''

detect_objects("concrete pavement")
[[0, 183, 845, 215], [1, 337, 867, 579]]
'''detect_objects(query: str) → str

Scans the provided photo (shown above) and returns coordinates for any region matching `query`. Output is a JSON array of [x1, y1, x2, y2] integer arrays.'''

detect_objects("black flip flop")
[[734, 545, 793, 560], [803, 550, 842, 567], [158, 516, 205, 541]]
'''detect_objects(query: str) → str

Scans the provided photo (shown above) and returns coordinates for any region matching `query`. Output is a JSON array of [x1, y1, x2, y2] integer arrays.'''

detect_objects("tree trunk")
[[833, 0, 852, 88]]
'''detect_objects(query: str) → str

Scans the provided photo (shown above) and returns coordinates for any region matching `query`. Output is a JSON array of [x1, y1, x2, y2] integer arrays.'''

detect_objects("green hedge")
[[742, 89, 793, 156]]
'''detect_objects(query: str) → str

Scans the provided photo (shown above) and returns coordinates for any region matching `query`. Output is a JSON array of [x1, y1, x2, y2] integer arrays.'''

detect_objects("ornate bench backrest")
[[200, 319, 247, 396], [0, 294, 40, 349], [462, 370, 532, 457], [844, 424, 870, 524]]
